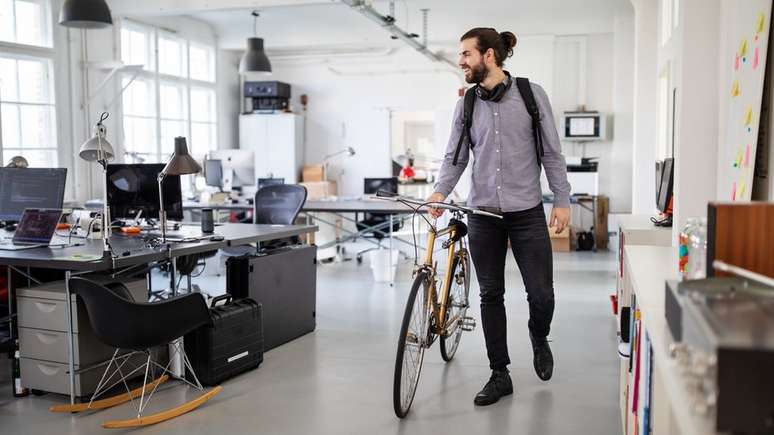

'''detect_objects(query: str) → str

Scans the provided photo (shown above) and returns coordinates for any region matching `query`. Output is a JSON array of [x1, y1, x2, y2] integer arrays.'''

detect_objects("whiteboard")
[[720, 1, 773, 201]]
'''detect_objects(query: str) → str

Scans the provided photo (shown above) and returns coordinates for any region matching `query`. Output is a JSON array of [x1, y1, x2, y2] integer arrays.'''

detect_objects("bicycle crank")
[[460, 316, 477, 332]]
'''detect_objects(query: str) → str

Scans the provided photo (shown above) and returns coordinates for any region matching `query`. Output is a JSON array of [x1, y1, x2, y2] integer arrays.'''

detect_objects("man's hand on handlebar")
[[426, 192, 446, 219]]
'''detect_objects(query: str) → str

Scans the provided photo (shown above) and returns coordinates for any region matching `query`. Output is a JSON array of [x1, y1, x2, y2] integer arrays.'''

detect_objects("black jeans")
[[467, 203, 555, 370]]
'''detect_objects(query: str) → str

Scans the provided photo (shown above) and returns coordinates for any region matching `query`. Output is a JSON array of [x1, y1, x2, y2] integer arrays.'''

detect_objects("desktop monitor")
[[106, 164, 183, 221], [257, 177, 285, 191], [657, 158, 674, 213], [364, 177, 398, 195], [0, 168, 67, 221], [204, 159, 223, 190], [209, 149, 254, 189], [655, 160, 664, 206]]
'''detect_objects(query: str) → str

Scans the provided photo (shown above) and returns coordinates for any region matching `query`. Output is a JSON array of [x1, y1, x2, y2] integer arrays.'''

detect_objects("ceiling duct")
[[340, 0, 458, 73]]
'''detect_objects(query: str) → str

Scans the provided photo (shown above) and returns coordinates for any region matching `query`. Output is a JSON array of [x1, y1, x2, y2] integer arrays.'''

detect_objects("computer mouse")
[[209, 235, 225, 241], [4, 223, 16, 232]]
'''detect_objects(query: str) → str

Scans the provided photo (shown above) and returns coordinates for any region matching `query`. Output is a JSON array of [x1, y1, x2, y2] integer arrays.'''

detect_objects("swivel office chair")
[[50, 278, 221, 428], [253, 184, 307, 225]]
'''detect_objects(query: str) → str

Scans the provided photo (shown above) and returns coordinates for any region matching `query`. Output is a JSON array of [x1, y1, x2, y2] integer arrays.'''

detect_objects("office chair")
[[253, 184, 308, 250], [356, 178, 402, 264], [51, 277, 221, 428], [253, 184, 307, 225]]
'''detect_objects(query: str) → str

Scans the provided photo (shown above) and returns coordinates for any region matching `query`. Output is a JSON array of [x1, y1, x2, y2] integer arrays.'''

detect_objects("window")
[[119, 20, 217, 162], [0, 0, 58, 167], [0, 0, 52, 47]]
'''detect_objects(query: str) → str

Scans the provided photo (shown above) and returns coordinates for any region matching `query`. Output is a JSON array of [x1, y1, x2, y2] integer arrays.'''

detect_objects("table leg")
[[64, 270, 76, 405], [389, 214, 394, 287], [7, 267, 13, 343], [170, 260, 177, 297]]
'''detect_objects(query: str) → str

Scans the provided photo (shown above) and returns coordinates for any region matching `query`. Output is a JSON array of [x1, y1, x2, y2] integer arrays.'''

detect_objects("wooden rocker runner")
[[50, 278, 221, 428]]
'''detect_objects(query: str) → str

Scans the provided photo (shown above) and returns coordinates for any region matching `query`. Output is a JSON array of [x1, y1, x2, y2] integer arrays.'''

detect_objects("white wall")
[[631, 0, 659, 215], [217, 50, 241, 149], [267, 30, 635, 201]]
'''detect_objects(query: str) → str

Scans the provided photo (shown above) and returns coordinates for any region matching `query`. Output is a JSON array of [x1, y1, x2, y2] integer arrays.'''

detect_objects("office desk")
[[301, 199, 427, 253], [1, 223, 316, 405]]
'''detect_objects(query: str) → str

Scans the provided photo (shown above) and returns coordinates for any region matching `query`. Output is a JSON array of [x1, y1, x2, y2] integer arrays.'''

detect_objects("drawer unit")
[[16, 276, 148, 395]]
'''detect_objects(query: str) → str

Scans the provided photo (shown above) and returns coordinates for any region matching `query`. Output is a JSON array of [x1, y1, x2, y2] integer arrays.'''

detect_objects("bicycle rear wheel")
[[440, 249, 471, 362], [393, 270, 432, 418]]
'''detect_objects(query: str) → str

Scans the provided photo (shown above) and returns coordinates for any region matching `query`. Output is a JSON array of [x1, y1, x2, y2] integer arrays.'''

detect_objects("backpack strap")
[[514, 77, 545, 168], [452, 87, 478, 166]]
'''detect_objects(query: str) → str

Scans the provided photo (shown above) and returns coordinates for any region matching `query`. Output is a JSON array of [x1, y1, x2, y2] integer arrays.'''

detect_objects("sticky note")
[[754, 46, 760, 69], [739, 38, 748, 57], [745, 106, 754, 125], [735, 149, 743, 167], [745, 144, 751, 167], [757, 12, 766, 33], [731, 80, 740, 97], [732, 182, 737, 201], [739, 182, 746, 198], [735, 54, 740, 71]]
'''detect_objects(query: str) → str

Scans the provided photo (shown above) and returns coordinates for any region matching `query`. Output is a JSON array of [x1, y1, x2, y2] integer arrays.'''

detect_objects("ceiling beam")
[[109, 0, 331, 16]]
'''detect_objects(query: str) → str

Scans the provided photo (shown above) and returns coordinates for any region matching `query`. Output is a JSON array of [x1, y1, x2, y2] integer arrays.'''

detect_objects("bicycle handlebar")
[[375, 190, 503, 219]]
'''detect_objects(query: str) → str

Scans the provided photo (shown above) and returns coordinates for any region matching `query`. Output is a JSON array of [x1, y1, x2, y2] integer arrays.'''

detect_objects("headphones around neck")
[[475, 71, 512, 102]]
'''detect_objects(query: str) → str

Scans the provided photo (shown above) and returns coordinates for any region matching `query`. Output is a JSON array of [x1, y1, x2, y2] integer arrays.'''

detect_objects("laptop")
[[0, 208, 63, 250]]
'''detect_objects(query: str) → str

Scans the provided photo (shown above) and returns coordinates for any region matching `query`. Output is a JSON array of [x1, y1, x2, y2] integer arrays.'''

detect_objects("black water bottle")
[[12, 340, 29, 398], [201, 208, 214, 233]]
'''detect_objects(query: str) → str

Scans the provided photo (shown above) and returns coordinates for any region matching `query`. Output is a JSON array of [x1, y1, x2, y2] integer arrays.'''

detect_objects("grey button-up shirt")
[[435, 79, 571, 211]]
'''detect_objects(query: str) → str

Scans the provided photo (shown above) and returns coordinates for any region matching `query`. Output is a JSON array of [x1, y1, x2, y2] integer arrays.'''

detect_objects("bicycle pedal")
[[460, 316, 477, 331]]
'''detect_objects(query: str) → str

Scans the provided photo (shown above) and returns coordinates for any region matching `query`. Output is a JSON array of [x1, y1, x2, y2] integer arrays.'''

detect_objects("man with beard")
[[427, 28, 571, 406]]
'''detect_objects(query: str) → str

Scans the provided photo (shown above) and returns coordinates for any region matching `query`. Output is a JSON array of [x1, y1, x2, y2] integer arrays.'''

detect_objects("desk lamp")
[[322, 146, 356, 182], [78, 112, 114, 255], [5, 156, 29, 168], [158, 137, 201, 242]]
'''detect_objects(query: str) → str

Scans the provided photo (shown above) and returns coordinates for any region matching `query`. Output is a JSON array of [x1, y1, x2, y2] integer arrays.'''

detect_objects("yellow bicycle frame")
[[420, 219, 465, 337]]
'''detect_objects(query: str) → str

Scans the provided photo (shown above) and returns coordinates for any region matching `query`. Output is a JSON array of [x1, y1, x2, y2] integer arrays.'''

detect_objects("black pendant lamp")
[[239, 11, 271, 75], [59, 0, 113, 29]]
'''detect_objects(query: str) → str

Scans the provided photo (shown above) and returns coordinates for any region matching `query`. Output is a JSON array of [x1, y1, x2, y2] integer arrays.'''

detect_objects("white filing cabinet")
[[239, 113, 303, 183]]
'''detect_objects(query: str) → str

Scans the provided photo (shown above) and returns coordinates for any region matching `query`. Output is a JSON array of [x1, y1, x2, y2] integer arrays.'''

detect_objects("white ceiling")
[[115, 0, 628, 51]]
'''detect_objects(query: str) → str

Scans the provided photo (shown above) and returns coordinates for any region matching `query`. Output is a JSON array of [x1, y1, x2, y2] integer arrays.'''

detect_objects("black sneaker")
[[530, 333, 554, 381], [473, 369, 513, 406]]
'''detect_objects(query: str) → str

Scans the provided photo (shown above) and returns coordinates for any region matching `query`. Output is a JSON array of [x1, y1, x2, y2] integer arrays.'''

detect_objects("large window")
[[0, 0, 58, 167], [120, 20, 217, 162]]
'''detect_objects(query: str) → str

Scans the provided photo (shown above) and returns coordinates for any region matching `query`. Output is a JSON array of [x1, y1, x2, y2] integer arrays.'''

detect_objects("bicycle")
[[374, 191, 502, 418]]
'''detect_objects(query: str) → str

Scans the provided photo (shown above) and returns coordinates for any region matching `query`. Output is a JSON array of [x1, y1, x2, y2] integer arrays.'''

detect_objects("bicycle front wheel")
[[393, 270, 432, 418], [440, 249, 471, 362]]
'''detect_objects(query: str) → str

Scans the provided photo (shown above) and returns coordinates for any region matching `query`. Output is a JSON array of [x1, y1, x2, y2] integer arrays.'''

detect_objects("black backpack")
[[452, 77, 545, 168]]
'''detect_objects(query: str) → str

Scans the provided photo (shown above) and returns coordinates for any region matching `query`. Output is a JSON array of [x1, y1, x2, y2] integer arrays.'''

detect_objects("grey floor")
[[0, 247, 621, 435]]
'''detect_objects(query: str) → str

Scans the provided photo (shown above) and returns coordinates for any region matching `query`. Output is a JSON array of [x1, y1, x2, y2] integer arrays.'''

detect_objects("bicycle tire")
[[393, 269, 432, 418], [440, 249, 470, 362]]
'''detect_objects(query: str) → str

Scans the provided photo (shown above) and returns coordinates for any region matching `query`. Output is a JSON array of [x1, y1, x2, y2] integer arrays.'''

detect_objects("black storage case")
[[226, 245, 316, 351], [185, 295, 263, 386]]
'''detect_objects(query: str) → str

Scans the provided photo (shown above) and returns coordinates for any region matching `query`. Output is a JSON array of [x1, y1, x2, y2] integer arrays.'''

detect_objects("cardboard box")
[[302, 165, 324, 182], [300, 181, 337, 200], [548, 226, 571, 252]]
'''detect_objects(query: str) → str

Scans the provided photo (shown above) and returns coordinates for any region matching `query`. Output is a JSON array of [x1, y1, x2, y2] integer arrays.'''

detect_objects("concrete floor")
[[0, 248, 621, 435]]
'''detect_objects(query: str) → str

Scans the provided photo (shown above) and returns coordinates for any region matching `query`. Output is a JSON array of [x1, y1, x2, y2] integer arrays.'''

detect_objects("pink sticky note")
[[732, 182, 737, 201], [735, 54, 740, 71], [745, 145, 751, 167], [754, 47, 760, 69]]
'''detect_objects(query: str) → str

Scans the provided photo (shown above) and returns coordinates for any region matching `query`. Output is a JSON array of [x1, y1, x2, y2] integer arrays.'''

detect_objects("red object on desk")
[[120, 226, 141, 234], [56, 223, 70, 230]]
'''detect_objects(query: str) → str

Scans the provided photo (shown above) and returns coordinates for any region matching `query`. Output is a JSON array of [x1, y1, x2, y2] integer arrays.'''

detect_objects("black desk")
[[0, 223, 316, 404]]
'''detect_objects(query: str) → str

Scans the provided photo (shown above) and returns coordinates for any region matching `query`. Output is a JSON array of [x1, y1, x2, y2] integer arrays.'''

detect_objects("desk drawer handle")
[[35, 331, 60, 344], [37, 363, 61, 376], [34, 301, 58, 313]]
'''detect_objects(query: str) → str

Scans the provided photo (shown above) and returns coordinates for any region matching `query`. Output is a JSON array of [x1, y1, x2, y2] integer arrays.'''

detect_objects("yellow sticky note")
[[739, 182, 746, 198], [745, 106, 753, 125], [757, 12, 766, 33], [735, 149, 744, 167], [739, 38, 748, 57], [731, 80, 740, 97]]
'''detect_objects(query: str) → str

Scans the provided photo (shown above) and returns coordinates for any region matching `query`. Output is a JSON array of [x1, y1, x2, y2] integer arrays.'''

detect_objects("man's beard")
[[465, 63, 487, 84]]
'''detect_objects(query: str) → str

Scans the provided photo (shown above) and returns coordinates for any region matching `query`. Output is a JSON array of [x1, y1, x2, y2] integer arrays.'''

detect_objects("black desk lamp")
[[79, 112, 114, 255], [158, 137, 201, 242]]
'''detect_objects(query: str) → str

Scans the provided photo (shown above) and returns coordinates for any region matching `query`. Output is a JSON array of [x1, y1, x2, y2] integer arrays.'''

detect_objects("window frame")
[[118, 19, 218, 163]]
